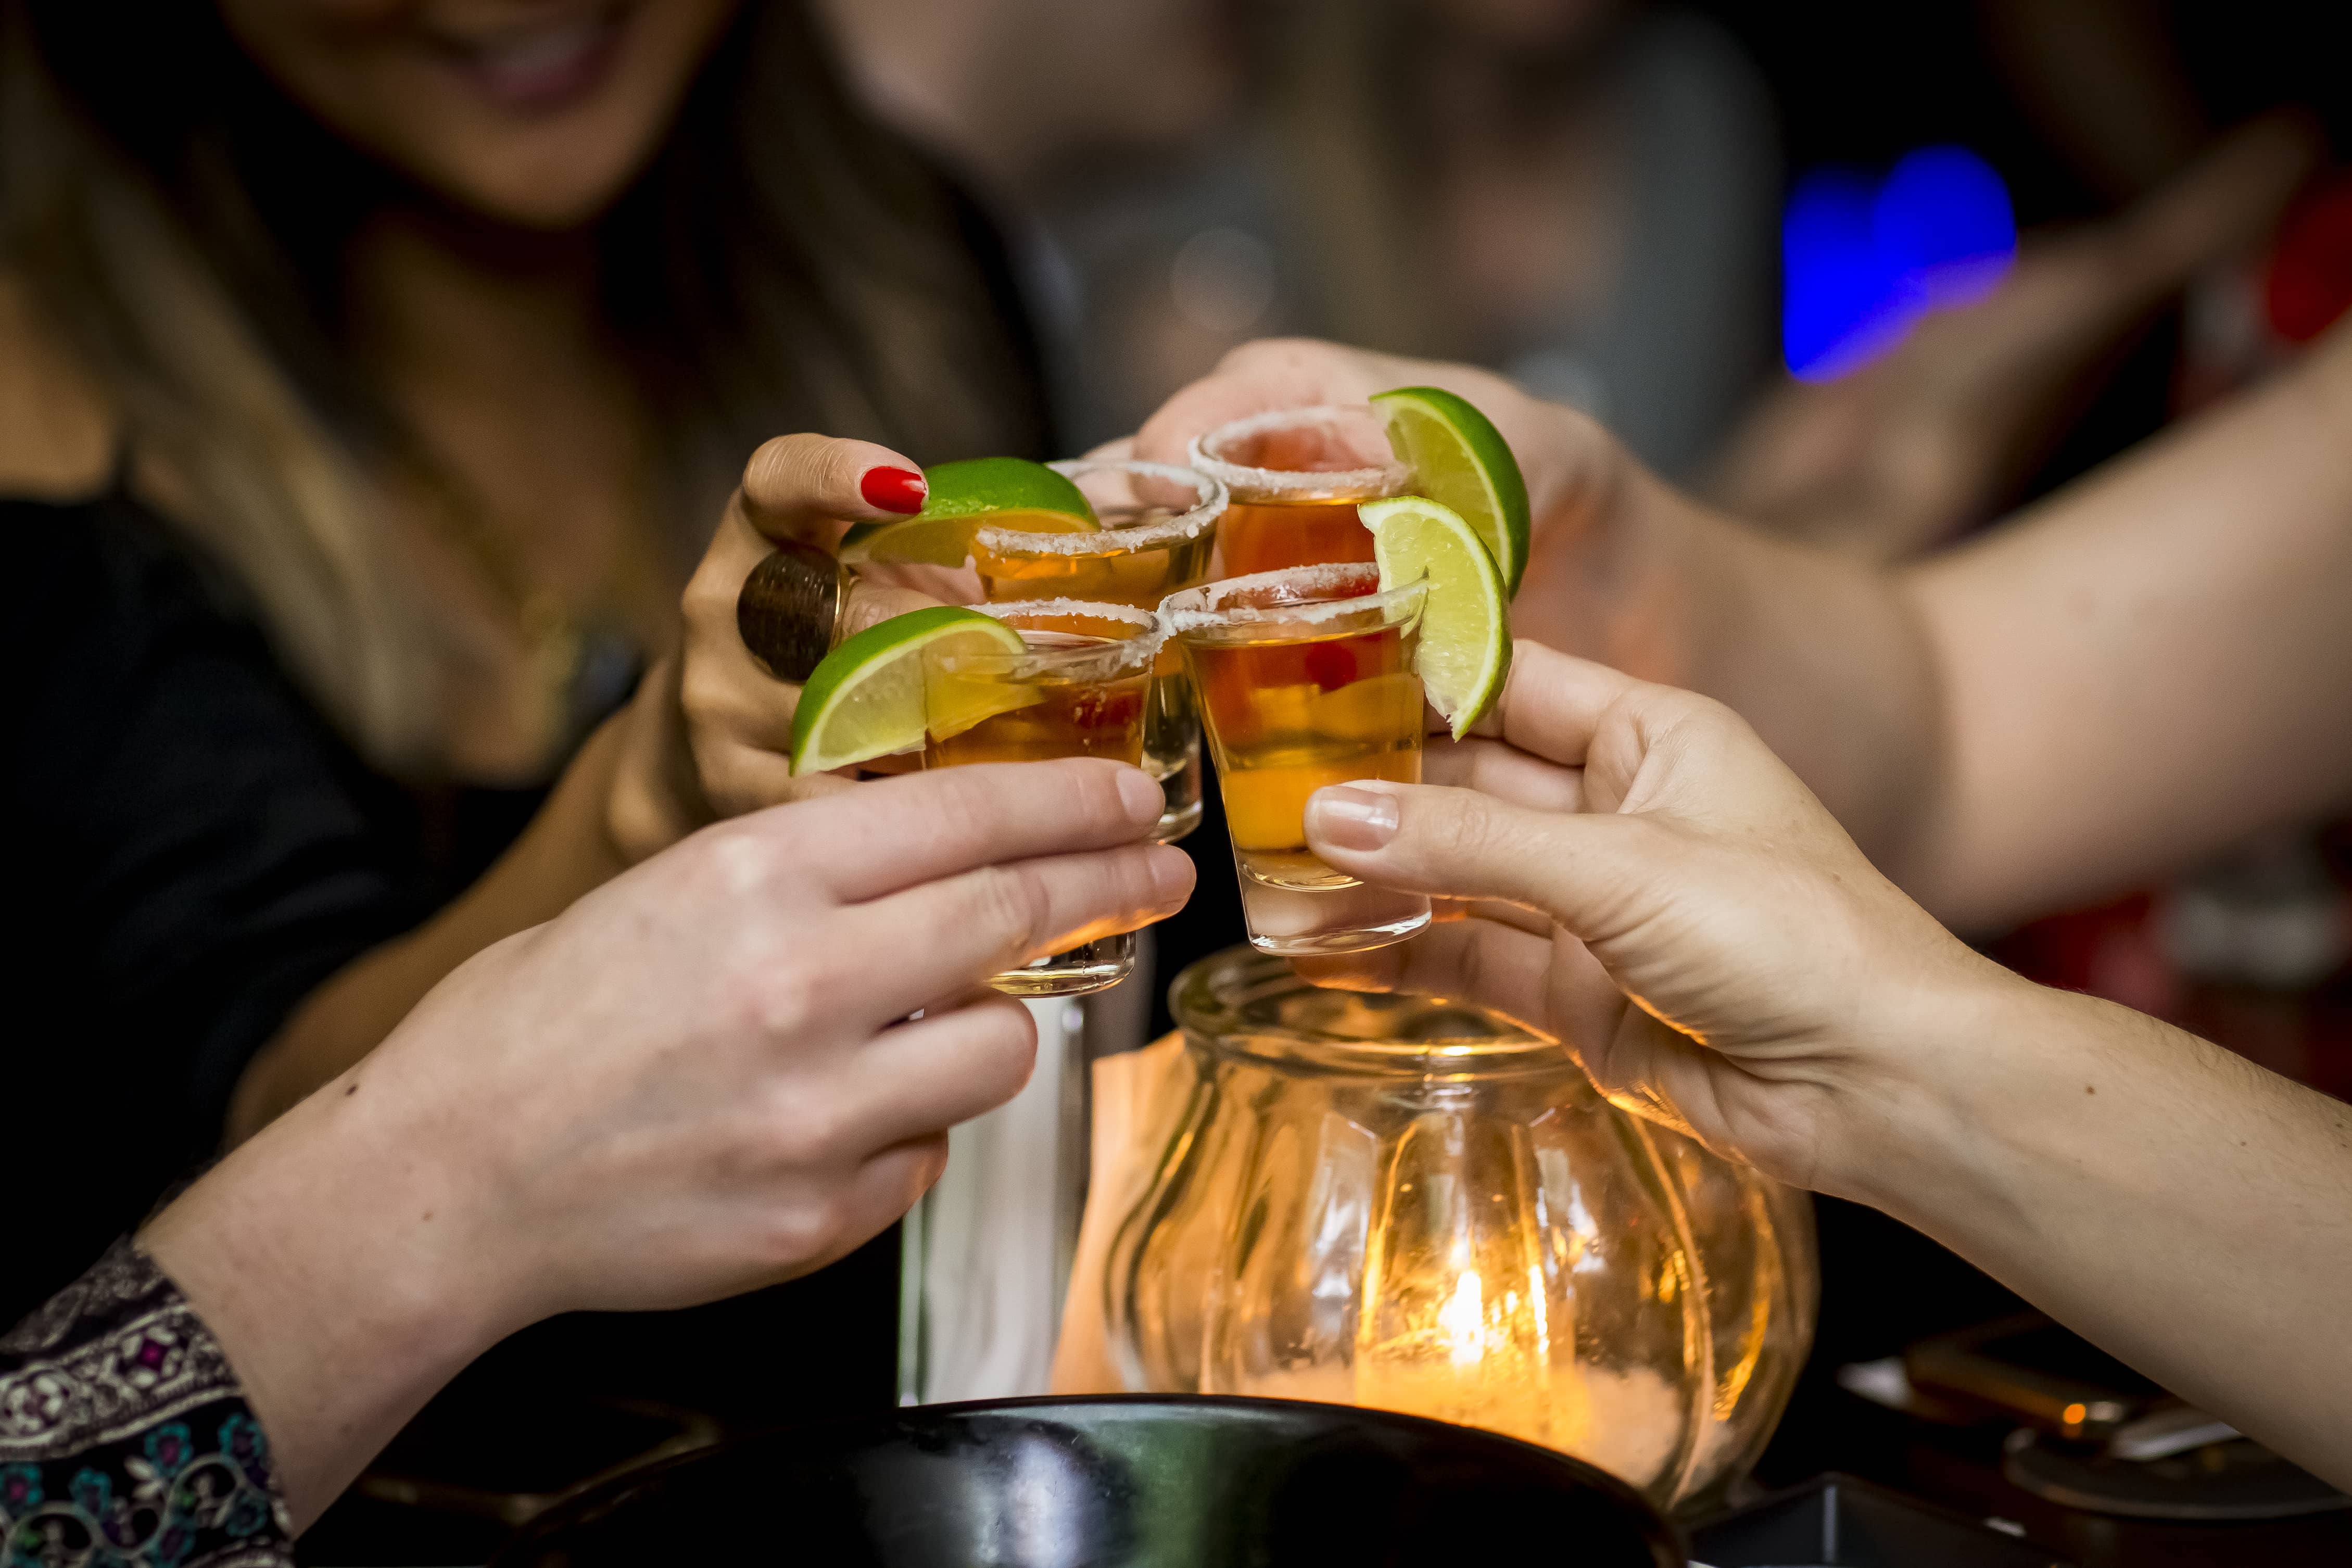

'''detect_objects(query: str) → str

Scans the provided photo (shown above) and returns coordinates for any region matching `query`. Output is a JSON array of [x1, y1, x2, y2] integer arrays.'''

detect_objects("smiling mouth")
[[431, 3, 633, 112]]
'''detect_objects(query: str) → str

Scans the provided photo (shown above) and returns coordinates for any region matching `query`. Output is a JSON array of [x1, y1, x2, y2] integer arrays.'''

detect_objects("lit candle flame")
[[1439, 1270, 1485, 1367]]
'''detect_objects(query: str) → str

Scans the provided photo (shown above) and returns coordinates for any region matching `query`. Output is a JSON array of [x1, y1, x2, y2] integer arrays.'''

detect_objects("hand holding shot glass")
[[922, 600, 1166, 994], [973, 460, 1224, 842], [785, 385, 1526, 972], [1169, 388, 1526, 955], [789, 595, 1173, 998], [842, 456, 1223, 842], [1168, 563, 1434, 954]]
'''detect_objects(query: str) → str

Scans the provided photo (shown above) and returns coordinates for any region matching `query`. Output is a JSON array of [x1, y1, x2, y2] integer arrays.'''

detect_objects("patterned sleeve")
[[1, 1241, 292, 1568]]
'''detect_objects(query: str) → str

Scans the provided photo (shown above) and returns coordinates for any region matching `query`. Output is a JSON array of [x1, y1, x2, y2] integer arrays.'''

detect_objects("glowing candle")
[[1351, 1115, 1588, 1452]]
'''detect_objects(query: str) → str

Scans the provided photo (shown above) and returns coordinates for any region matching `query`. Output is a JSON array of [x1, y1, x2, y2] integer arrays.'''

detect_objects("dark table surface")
[[1751, 1372, 2352, 1566]]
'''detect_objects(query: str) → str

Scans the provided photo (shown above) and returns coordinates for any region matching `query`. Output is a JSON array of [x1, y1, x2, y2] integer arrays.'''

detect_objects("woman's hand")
[[374, 757, 1187, 1318], [1293, 641, 2005, 1196], [1133, 338, 1735, 695], [147, 757, 1193, 1525], [232, 436, 975, 1141], [1296, 645, 2352, 1494], [611, 433, 971, 859]]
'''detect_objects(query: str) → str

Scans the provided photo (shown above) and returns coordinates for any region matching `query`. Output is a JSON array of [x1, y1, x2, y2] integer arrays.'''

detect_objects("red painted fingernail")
[[861, 466, 926, 514]]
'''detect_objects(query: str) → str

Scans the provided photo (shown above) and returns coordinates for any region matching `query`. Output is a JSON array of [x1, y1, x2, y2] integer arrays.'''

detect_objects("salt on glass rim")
[[931, 597, 1170, 680], [1160, 561, 1427, 636], [1185, 403, 1410, 504], [972, 460, 1227, 557]]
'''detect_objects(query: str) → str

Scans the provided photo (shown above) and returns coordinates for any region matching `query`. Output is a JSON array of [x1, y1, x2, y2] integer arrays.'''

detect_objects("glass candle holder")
[[1164, 561, 1431, 955], [1187, 403, 1410, 577], [976, 461, 1224, 842], [923, 599, 1165, 995], [1102, 948, 1818, 1511]]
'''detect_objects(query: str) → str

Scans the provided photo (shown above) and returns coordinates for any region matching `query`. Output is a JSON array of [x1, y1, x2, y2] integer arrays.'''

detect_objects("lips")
[[432, 5, 629, 112]]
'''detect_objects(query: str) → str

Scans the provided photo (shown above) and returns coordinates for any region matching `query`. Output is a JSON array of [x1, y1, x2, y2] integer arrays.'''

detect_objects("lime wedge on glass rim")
[[841, 457, 1098, 567], [1370, 386, 1531, 596], [1360, 496, 1512, 740], [788, 606, 1029, 775]]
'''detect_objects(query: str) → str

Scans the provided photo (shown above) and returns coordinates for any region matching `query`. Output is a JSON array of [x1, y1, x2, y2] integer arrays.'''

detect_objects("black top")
[[5, 495, 432, 1327], [6, 490, 906, 1561]]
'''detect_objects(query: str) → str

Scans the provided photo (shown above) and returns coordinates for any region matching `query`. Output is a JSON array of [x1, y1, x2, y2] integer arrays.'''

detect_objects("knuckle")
[[694, 821, 773, 892], [923, 763, 1008, 837], [762, 1081, 855, 1165], [756, 962, 839, 1040], [677, 665, 730, 729], [747, 432, 865, 509], [756, 1198, 843, 1272], [744, 433, 816, 491], [1425, 791, 1504, 863], [972, 862, 1053, 953], [680, 565, 717, 616]]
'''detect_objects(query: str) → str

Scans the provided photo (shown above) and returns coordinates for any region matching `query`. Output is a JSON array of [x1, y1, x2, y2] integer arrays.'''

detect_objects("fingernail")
[[860, 465, 926, 514], [1116, 766, 1165, 826], [1308, 785, 1398, 850]]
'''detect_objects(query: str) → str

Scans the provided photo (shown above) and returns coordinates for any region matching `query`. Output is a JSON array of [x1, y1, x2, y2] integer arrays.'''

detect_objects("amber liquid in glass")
[[924, 651, 1148, 769], [1217, 499, 1380, 579], [925, 628, 1150, 995], [977, 511, 1209, 840], [973, 509, 1214, 606], [1186, 621, 1422, 888]]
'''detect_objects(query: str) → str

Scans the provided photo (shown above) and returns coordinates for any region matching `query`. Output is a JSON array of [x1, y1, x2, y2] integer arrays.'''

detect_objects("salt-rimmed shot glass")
[[1164, 561, 1432, 955], [922, 599, 1168, 995], [975, 460, 1225, 842], [1186, 403, 1411, 578]]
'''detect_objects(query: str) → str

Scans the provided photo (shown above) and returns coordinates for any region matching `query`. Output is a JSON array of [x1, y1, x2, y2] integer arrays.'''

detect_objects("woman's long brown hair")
[[0, 1, 1049, 768]]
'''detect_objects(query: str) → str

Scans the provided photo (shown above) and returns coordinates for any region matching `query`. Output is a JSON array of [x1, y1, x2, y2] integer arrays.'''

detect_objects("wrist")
[[140, 1057, 522, 1525], [1803, 951, 2060, 1216]]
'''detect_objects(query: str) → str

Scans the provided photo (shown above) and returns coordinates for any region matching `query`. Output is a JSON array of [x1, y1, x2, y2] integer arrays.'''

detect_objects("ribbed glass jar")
[[1103, 948, 1815, 1509]]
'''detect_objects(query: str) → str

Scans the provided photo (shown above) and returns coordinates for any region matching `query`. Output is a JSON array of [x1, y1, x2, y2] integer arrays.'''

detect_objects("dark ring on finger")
[[737, 540, 850, 682]]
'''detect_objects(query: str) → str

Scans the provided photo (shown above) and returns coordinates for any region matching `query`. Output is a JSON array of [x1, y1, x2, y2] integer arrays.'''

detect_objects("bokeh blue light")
[[1782, 145, 2017, 382]]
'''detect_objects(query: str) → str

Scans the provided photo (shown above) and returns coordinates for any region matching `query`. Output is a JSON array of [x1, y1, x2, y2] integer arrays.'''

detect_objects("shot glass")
[[922, 599, 1168, 995], [1186, 403, 1410, 578], [975, 460, 1225, 843], [1165, 561, 1433, 955]]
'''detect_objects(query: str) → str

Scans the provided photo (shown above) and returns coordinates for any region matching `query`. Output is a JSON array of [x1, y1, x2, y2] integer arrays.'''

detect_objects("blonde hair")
[[1, 0, 1047, 770]]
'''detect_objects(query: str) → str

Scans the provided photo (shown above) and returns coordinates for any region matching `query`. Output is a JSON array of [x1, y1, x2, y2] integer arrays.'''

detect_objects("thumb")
[[1304, 780, 1665, 942], [740, 433, 927, 546]]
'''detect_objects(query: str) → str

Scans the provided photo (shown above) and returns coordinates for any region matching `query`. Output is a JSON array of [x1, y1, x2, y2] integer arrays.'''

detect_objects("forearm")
[[144, 1056, 517, 1528], [1515, 458, 1949, 875], [225, 717, 634, 1140], [1848, 971, 2352, 1486], [1901, 325, 2352, 928]]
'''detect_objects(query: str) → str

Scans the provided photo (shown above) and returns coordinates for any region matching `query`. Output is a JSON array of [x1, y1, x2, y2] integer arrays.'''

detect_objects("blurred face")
[[217, 1, 740, 229]]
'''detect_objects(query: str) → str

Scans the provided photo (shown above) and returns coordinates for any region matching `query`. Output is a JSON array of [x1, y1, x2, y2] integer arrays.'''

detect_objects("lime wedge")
[[789, 606, 1029, 775], [1360, 496, 1511, 740], [842, 457, 1097, 567], [1371, 387, 1531, 596]]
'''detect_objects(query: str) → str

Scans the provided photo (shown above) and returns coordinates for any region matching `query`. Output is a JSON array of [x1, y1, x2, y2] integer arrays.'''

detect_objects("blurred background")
[[15, 0, 2352, 1554], [815, 0, 2352, 1492]]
